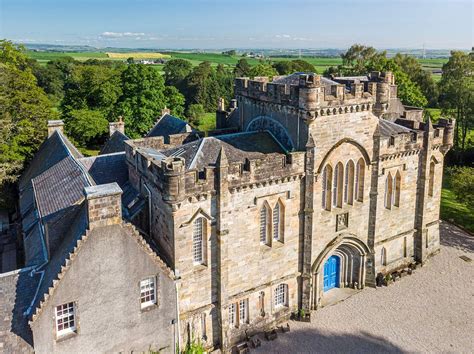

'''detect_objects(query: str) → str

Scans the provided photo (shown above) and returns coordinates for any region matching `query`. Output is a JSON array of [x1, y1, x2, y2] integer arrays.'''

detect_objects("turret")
[[161, 157, 186, 202], [298, 73, 324, 110]]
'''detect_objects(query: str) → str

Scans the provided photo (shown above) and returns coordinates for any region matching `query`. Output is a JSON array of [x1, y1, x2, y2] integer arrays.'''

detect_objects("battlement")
[[235, 72, 397, 115]]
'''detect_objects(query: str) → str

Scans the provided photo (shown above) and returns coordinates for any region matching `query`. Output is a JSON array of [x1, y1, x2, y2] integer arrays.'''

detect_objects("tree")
[[222, 50, 236, 56], [0, 40, 55, 209], [163, 58, 193, 91], [273, 60, 316, 75], [248, 63, 278, 78], [233, 58, 251, 77], [393, 54, 438, 106], [185, 62, 215, 111], [186, 104, 205, 125], [61, 63, 123, 119], [65, 109, 108, 147], [439, 51, 474, 150], [164, 86, 185, 117], [448, 167, 474, 209], [340, 44, 384, 75], [115, 63, 167, 138]]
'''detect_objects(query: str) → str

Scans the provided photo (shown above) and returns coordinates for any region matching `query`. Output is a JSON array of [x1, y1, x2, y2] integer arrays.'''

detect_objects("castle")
[[0, 71, 454, 353]]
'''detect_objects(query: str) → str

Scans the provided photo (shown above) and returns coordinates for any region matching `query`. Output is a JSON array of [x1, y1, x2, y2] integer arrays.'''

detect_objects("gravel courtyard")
[[256, 222, 474, 353]]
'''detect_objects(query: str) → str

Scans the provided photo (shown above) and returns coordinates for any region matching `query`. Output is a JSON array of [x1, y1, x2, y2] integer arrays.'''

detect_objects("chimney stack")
[[84, 183, 122, 230], [47, 120, 64, 137], [161, 107, 171, 116], [109, 116, 125, 136]]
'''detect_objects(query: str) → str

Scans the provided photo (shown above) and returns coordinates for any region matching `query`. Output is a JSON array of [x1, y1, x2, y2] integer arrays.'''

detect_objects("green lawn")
[[441, 174, 474, 233], [195, 112, 216, 132]]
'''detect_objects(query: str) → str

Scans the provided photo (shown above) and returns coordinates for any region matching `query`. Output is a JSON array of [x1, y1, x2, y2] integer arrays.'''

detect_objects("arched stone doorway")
[[311, 236, 370, 309]]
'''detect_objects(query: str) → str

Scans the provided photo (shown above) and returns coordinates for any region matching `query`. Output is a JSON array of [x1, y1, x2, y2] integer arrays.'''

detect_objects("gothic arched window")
[[381, 247, 387, 266], [344, 160, 355, 205], [428, 161, 435, 197], [394, 170, 401, 207], [272, 200, 284, 242], [260, 203, 271, 245], [322, 165, 333, 210], [385, 173, 393, 209], [193, 217, 205, 264], [333, 162, 344, 208], [355, 158, 365, 202]]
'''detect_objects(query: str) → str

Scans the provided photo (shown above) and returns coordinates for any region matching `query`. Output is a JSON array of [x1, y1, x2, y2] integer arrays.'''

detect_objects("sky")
[[0, 0, 472, 49]]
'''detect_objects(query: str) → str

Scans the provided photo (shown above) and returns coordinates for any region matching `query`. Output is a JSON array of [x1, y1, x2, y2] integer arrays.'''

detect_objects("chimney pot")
[[84, 183, 122, 229], [47, 120, 64, 137]]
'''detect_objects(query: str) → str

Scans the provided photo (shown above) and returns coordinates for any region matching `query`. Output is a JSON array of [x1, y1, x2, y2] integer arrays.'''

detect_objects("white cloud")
[[101, 31, 146, 38]]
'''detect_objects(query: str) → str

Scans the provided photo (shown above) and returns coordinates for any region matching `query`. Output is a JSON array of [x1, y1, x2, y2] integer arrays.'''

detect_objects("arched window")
[[355, 158, 365, 202], [333, 162, 343, 208], [260, 203, 270, 245], [344, 160, 355, 205], [385, 173, 393, 209], [322, 165, 333, 210], [394, 171, 401, 207], [428, 161, 435, 197], [381, 247, 387, 266], [272, 200, 284, 242], [193, 217, 205, 264]]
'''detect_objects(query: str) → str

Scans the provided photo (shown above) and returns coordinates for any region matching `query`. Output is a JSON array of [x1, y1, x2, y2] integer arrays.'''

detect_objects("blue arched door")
[[323, 255, 340, 292]]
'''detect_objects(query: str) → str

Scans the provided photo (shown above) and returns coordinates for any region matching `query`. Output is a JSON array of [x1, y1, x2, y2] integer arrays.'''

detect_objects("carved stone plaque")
[[336, 212, 349, 231]]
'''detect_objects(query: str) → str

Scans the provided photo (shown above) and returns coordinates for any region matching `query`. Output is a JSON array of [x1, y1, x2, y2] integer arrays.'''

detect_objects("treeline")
[[325, 44, 473, 157], [0, 39, 472, 210]]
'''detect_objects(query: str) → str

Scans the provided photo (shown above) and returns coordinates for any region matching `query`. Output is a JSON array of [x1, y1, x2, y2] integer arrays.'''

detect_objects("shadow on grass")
[[440, 222, 474, 253], [254, 328, 404, 353]]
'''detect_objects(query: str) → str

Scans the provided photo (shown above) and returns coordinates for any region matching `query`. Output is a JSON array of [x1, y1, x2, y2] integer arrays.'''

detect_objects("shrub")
[[448, 166, 474, 209]]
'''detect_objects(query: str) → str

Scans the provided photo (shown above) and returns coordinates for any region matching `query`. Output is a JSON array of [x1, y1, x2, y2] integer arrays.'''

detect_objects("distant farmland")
[[106, 52, 171, 59], [26, 51, 447, 79]]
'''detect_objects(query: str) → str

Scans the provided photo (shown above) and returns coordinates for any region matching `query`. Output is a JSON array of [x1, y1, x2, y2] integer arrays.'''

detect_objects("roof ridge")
[[188, 138, 205, 170]]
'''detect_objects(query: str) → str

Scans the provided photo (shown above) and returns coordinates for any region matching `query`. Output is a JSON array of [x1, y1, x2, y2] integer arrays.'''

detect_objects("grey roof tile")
[[379, 118, 412, 137], [79, 152, 128, 187], [147, 114, 193, 138], [100, 130, 129, 155]]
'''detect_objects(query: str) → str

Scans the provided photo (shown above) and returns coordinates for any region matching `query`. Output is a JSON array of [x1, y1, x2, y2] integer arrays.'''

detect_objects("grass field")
[[27, 50, 446, 79], [441, 174, 474, 233], [195, 112, 216, 132], [106, 52, 170, 59]]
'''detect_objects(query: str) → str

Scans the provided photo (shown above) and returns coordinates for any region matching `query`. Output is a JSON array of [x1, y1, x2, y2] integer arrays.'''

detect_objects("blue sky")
[[0, 0, 472, 49]]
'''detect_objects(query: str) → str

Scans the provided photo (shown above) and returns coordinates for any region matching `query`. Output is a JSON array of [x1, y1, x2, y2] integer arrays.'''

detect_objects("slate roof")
[[79, 152, 128, 187], [379, 118, 413, 137], [99, 130, 129, 155], [153, 131, 285, 170], [272, 72, 340, 89], [32, 156, 92, 219], [147, 114, 193, 138]]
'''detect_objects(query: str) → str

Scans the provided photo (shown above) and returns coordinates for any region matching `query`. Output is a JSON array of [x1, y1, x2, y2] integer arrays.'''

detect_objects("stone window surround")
[[322, 158, 365, 211], [259, 198, 286, 246]]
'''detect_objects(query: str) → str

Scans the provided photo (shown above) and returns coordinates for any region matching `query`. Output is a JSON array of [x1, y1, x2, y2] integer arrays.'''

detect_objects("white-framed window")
[[274, 283, 288, 308], [229, 303, 237, 327], [259, 203, 270, 244], [239, 299, 248, 324], [55, 302, 76, 337], [140, 277, 156, 309], [193, 217, 205, 264]]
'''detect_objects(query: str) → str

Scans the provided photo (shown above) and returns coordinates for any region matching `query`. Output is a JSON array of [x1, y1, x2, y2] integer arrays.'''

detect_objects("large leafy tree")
[[115, 63, 167, 138], [0, 40, 55, 209], [163, 58, 193, 92], [233, 58, 251, 77], [248, 63, 278, 78], [164, 86, 185, 117], [439, 51, 474, 150], [61, 64, 123, 119], [64, 109, 108, 147], [273, 59, 316, 75]]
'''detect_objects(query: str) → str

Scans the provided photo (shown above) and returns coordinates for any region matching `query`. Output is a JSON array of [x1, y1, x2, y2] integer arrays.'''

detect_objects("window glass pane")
[[273, 203, 280, 240], [193, 218, 204, 263], [140, 277, 156, 308], [55, 302, 76, 335]]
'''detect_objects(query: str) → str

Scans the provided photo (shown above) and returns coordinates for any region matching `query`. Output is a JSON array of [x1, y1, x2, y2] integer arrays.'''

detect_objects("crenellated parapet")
[[234, 72, 400, 119], [124, 138, 305, 206]]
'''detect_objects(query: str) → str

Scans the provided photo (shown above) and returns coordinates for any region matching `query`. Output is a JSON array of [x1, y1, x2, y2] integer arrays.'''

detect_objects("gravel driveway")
[[255, 222, 474, 353]]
